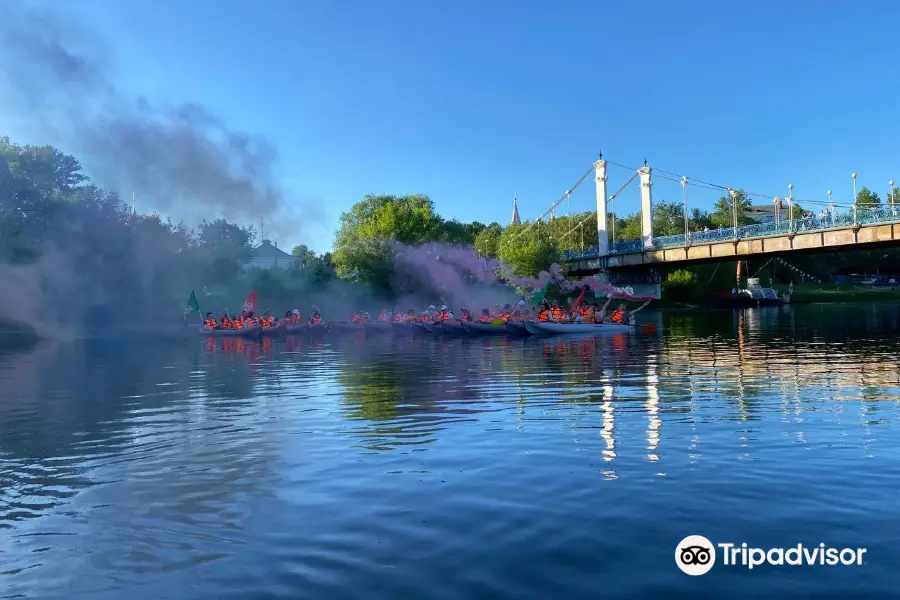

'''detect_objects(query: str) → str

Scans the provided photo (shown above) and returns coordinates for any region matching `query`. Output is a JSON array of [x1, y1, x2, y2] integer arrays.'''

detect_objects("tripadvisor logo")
[[675, 536, 867, 575]]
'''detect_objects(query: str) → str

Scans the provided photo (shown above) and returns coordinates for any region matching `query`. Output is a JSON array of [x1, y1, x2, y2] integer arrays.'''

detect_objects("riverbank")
[[779, 282, 900, 304], [0, 320, 40, 351]]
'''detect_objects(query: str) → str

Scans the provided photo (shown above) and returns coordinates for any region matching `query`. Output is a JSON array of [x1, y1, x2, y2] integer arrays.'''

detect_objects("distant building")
[[511, 196, 521, 225], [745, 201, 781, 224], [246, 239, 292, 270]]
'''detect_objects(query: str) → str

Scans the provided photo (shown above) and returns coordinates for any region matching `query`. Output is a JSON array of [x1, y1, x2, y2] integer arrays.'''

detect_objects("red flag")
[[241, 290, 258, 312], [571, 288, 586, 311]]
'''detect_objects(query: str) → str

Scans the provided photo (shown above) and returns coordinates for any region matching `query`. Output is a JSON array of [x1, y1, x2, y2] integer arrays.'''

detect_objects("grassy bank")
[[779, 282, 900, 303], [0, 319, 40, 351]]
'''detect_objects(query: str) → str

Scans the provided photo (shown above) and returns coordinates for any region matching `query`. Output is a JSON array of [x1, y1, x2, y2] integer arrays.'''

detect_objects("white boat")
[[523, 320, 634, 336]]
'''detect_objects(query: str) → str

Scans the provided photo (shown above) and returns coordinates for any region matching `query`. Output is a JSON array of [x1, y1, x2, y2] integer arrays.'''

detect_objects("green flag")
[[184, 290, 200, 318], [528, 281, 551, 306]]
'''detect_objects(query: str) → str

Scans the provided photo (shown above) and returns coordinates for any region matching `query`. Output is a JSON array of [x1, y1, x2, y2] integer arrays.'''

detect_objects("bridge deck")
[[563, 207, 900, 269]]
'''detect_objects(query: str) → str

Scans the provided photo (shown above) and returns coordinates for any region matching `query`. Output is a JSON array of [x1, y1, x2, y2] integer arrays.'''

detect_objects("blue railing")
[[561, 207, 900, 261]]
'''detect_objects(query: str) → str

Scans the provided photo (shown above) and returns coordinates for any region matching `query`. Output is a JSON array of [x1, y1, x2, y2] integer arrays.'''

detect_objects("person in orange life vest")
[[232, 314, 245, 329], [438, 304, 454, 321], [478, 308, 491, 323], [550, 301, 566, 322], [350, 312, 363, 324], [610, 299, 651, 324], [246, 311, 261, 327], [511, 299, 527, 320], [309, 310, 323, 325], [291, 309, 302, 325], [404, 309, 418, 322], [391, 311, 402, 323], [203, 312, 217, 329], [261, 312, 275, 328], [459, 308, 472, 322], [221, 314, 233, 329], [284, 311, 293, 324], [536, 303, 551, 322]]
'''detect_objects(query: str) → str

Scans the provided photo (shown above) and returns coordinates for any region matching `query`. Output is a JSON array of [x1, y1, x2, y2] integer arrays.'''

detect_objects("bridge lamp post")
[[852, 172, 858, 224], [788, 184, 793, 232], [730, 188, 738, 239], [681, 176, 689, 244], [890, 180, 895, 206]]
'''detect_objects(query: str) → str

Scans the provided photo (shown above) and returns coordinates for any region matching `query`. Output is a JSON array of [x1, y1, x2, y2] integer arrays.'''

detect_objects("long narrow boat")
[[505, 321, 532, 336], [461, 322, 510, 336], [523, 320, 634, 336], [199, 324, 262, 339], [438, 321, 464, 335], [393, 322, 415, 335], [365, 321, 394, 335], [282, 323, 309, 335], [308, 323, 327, 337], [259, 322, 284, 337], [416, 322, 434, 334], [328, 321, 365, 333]]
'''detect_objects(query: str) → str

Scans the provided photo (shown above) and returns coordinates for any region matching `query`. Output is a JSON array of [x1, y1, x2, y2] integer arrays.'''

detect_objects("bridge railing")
[[561, 206, 900, 261]]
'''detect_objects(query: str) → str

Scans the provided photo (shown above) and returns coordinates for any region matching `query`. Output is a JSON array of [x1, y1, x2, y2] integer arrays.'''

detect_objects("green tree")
[[711, 190, 756, 228], [496, 222, 560, 277], [474, 222, 503, 258], [855, 187, 881, 208], [652, 200, 686, 236]]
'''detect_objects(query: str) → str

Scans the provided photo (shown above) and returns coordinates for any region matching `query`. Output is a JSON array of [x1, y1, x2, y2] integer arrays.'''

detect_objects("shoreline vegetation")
[[4, 135, 900, 352]]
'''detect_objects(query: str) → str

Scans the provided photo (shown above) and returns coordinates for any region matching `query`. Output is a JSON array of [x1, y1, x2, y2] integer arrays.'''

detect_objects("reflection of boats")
[[200, 325, 262, 339], [523, 321, 634, 336]]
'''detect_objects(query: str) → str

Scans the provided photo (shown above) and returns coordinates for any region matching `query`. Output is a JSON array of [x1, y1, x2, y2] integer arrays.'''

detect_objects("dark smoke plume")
[[0, 5, 318, 235]]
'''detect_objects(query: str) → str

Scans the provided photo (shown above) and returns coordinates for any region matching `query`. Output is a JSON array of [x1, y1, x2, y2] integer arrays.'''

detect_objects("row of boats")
[[198, 318, 637, 339]]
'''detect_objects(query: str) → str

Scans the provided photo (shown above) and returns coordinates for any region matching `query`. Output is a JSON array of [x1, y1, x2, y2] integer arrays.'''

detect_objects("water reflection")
[[1, 304, 900, 598]]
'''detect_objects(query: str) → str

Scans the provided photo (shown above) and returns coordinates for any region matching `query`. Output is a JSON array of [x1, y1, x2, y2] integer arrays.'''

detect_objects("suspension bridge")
[[517, 155, 900, 285]]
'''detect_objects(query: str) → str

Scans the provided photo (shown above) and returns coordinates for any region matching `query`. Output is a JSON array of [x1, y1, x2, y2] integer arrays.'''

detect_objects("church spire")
[[511, 195, 521, 225]]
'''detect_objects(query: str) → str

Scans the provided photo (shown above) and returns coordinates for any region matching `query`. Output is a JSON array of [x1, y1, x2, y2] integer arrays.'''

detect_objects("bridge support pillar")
[[594, 159, 608, 256], [640, 166, 653, 249]]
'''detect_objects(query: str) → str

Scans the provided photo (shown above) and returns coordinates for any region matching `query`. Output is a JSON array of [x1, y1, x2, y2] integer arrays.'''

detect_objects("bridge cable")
[[504, 164, 594, 245]]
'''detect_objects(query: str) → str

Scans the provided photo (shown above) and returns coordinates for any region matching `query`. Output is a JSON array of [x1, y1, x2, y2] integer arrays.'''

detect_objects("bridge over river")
[[514, 157, 899, 292]]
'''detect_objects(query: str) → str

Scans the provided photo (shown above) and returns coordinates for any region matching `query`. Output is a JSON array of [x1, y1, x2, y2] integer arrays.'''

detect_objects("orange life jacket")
[[221, 316, 233, 328], [479, 315, 490, 323], [460, 311, 471, 322], [439, 311, 450, 321], [580, 307, 594, 323], [291, 315, 302, 325], [378, 312, 388, 321], [609, 310, 625, 324], [350, 313, 363, 324], [232, 317, 244, 329], [405, 314, 417, 322], [262, 316, 274, 328], [391, 313, 401, 323], [551, 308, 565, 321], [203, 318, 217, 329], [309, 315, 322, 325], [536, 309, 550, 322]]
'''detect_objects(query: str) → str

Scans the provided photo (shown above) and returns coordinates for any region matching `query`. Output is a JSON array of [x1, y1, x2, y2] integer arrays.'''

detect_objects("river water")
[[1, 305, 899, 599]]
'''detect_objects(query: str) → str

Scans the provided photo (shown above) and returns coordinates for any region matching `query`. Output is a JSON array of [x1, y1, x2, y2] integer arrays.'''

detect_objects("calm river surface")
[[2, 304, 900, 599]]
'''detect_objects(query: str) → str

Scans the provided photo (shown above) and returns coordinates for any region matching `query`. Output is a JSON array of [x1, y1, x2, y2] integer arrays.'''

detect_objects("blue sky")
[[8, 0, 900, 252]]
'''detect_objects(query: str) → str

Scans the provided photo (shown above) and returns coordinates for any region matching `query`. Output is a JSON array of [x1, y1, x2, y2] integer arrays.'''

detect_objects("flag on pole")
[[571, 287, 587, 311], [528, 281, 551, 305], [185, 290, 200, 319], [241, 290, 258, 313]]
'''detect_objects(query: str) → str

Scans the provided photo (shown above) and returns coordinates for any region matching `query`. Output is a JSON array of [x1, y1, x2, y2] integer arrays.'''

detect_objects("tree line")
[[3, 136, 897, 329]]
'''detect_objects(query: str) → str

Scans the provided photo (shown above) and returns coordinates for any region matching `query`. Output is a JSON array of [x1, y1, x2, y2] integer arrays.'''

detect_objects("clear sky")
[[6, 0, 900, 252]]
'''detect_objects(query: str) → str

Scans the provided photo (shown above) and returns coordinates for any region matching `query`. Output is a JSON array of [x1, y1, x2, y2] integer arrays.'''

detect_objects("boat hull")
[[523, 320, 634, 335], [199, 325, 262, 339], [505, 321, 531, 336], [438, 321, 464, 335], [282, 324, 309, 335], [461, 322, 510, 336], [365, 321, 394, 335], [328, 322, 365, 333]]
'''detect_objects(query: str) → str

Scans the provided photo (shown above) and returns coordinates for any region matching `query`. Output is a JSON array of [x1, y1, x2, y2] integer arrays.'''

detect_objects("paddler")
[[404, 309, 418, 322], [350, 312, 363, 324], [459, 308, 472, 322], [309, 310, 323, 325], [221, 313, 234, 329], [550, 301, 566, 322], [536, 303, 551, 322], [261, 312, 275, 328], [203, 312, 217, 329], [362, 311, 372, 323], [608, 300, 651, 325], [291, 309, 302, 325], [511, 300, 527, 321], [232, 312, 245, 329], [391, 311, 402, 323], [378, 310, 390, 321], [437, 304, 454, 321], [478, 308, 491, 323]]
